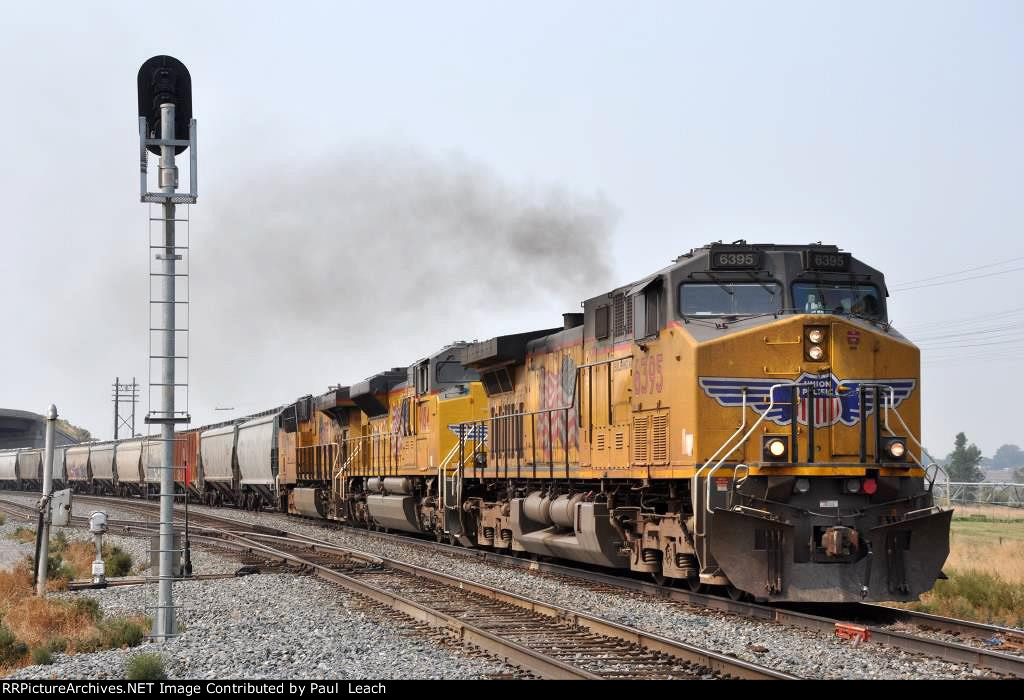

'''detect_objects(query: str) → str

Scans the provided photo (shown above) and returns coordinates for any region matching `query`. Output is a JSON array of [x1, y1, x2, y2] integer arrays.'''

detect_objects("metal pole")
[[156, 102, 177, 641], [114, 377, 120, 440], [36, 404, 57, 596], [131, 376, 137, 436]]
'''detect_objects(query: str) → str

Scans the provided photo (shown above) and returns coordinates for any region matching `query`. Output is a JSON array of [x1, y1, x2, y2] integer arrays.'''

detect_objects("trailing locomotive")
[[9, 242, 949, 603]]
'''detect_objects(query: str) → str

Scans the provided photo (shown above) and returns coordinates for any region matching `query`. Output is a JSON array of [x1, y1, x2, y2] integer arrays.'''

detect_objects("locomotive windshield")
[[680, 282, 781, 317], [792, 282, 882, 318]]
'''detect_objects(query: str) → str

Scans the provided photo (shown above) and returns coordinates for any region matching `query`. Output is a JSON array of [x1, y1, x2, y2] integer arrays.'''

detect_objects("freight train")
[[0, 243, 951, 603]]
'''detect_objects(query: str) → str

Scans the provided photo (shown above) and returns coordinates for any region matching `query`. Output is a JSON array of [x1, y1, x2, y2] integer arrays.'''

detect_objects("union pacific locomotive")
[[0, 243, 951, 603]]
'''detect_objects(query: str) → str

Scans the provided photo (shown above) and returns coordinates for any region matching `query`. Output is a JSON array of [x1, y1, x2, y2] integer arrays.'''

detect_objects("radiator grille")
[[632, 415, 649, 464]]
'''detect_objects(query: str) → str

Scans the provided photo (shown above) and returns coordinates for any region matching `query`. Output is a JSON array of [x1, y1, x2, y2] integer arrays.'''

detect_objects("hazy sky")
[[2, 1, 1022, 456]]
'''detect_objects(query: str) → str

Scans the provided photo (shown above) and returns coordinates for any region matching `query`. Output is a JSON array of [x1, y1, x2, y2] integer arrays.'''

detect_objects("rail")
[[6, 491, 1018, 678]]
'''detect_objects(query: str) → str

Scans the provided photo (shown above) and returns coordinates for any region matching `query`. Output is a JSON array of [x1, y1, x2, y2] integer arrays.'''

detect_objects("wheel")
[[727, 584, 747, 601], [651, 572, 669, 586], [687, 577, 704, 593]]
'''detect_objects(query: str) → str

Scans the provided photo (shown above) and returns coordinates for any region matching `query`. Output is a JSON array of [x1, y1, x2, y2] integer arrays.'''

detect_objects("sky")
[[2, 1, 1023, 456]]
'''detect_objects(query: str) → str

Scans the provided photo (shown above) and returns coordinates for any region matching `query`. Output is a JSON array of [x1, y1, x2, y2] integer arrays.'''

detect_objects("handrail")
[[705, 383, 792, 515], [837, 381, 936, 483], [729, 464, 751, 510], [437, 424, 488, 536], [693, 389, 748, 488], [886, 403, 947, 491], [451, 404, 576, 473]]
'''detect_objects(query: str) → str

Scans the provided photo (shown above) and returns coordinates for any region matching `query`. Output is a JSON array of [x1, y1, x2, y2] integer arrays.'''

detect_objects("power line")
[[890, 254, 1024, 288], [913, 323, 1024, 343], [896, 305, 1024, 331], [892, 265, 1024, 292]]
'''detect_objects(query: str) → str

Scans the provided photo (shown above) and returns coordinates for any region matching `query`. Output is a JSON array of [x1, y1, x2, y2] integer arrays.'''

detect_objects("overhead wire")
[[890, 254, 1024, 289]]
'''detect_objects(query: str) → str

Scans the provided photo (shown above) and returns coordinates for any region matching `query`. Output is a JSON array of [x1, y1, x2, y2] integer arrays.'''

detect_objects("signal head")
[[137, 55, 192, 155]]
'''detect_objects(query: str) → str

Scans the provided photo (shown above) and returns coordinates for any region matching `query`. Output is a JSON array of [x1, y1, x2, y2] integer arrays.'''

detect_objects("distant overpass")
[[0, 408, 79, 449]]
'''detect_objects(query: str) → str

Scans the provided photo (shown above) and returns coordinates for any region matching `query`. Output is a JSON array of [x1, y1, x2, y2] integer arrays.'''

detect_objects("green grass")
[[99, 619, 146, 648], [30, 646, 53, 665], [950, 516, 1024, 542], [104, 547, 133, 577], [898, 513, 1024, 626], [71, 597, 101, 622], [45, 554, 76, 583], [910, 569, 1024, 627], [48, 531, 69, 553], [0, 625, 28, 665], [124, 653, 166, 681]]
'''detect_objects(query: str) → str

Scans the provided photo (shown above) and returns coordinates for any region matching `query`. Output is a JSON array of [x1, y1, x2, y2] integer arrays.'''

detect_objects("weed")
[[0, 625, 28, 665], [48, 531, 69, 553], [104, 547, 133, 578], [30, 646, 52, 665], [909, 569, 1024, 627], [124, 653, 166, 681], [71, 597, 101, 622], [99, 618, 146, 648], [9, 527, 34, 544]]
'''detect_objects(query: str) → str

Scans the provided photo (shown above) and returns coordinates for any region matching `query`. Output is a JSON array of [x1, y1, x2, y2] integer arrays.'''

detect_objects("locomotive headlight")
[[886, 439, 907, 459], [804, 326, 828, 362], [763, 436, 788, 462], [794, 478, 810, 493]]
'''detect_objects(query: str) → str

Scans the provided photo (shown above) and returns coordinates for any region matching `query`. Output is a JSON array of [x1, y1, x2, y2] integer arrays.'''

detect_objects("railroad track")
[[7, 490, 1023, 677], [0, 492, 794, 680], [327, 517, 1024, 676], [230, 530, 794, 679]]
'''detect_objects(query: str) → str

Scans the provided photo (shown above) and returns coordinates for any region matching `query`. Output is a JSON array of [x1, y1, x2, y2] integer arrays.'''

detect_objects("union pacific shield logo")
[[698, 373, 916, 428]]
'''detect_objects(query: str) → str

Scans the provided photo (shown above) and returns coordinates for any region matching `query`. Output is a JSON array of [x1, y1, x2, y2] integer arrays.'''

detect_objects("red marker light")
[[862, 478, 877, 495]]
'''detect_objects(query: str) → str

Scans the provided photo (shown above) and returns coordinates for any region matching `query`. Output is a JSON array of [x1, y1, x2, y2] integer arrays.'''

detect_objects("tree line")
[[941, 433, 1024, 483]]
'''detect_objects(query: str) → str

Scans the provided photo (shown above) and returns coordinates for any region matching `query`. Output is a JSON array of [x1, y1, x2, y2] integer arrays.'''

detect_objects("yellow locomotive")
[[275, 242, 950, 603]]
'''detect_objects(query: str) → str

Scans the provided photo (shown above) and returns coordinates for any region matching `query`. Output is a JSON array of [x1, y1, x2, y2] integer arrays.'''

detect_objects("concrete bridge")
[[0, 408, 79, 449]]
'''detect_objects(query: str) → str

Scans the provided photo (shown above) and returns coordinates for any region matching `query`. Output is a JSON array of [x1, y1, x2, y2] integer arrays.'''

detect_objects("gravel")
[[0, 492, 1003, 679], [6, 573, 516, 679], [2, 493, 517, 679], [172, 503, 1001, 680], [0, 494, 236, 575]]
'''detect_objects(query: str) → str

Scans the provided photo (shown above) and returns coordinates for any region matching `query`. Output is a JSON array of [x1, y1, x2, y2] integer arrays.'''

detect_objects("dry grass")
[[900, 510, 1024, 626], [0, 560, 149, 673], [62, 542, 99, 580], [0, 567, 33, 620], [7, 528, 35, 545], [3, 595, 100, 650]]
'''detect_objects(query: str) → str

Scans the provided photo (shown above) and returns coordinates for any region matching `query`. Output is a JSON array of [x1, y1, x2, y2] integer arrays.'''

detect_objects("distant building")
[[0, 409, 79, 449]]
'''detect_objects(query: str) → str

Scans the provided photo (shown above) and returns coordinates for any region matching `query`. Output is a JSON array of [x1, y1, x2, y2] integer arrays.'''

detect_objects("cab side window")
[[415, 363, 429, 395], [633, 282, 662, 339]]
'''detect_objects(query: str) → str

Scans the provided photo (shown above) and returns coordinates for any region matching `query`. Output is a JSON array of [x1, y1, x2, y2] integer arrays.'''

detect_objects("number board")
[[708, 247, 762, 270], [804, 250, 851, 271]]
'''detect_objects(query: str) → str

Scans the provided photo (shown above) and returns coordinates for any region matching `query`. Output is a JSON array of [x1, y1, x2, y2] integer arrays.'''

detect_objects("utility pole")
[[112, 376, 139, 439], [138, 55, 196, 642], [35, 404, 57, 596]]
